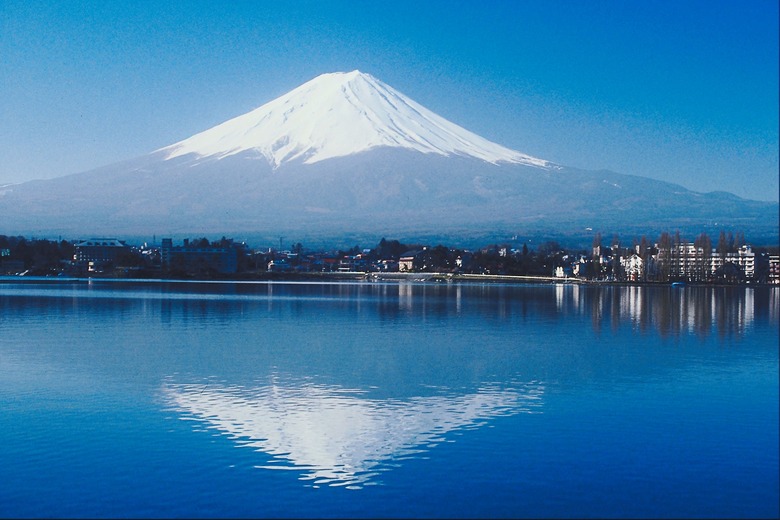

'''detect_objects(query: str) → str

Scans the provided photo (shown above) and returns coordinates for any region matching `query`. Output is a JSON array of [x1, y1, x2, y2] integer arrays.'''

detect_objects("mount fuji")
[[160, 70, 550, 169], [0, 70, 776, 246]]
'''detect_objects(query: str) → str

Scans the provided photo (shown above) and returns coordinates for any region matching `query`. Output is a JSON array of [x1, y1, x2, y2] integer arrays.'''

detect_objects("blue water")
[[1, 279, 777, 518]]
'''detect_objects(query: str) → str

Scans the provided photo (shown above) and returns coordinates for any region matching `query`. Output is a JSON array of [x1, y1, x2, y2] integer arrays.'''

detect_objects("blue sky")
[[1, 0, 777, 201]]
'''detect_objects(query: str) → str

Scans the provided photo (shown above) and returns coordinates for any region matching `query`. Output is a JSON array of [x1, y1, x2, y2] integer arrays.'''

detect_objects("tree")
[[638, 236, 649, 259], [427, 245, 452, 271], [735, 231, 745, 250], [538, 241, 561, 256], [374, 238, 406, 259], [693, 232, 712, 281], [116, 248, 145, 268], [672, 230, 685, 281], [592, 232, 602, 251], [717, 230, 729, 260], [658, 232, 672, 282], [591, 233, 603, 278]]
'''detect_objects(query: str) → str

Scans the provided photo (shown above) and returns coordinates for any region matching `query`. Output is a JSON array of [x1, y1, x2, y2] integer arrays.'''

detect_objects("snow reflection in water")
[[163, 379, 544, 488]]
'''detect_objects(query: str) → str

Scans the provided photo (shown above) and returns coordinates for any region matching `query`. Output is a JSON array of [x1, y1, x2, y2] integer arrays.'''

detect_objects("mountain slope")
[[1, 149, 776, 244], [159, 70, 551, 168], [0, 71, 776, 245]]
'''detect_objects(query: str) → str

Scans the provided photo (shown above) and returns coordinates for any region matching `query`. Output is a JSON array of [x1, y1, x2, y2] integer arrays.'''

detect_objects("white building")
[[620, 253, 645, 281]]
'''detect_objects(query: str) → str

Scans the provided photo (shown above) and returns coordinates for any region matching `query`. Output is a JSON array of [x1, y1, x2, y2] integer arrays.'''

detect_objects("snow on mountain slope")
[[159, 70, 552, 168]]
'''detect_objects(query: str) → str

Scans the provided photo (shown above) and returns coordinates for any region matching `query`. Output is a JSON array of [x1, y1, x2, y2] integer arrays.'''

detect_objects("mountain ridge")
[[0, 71, 776, 246], [158, 70, 552, 169]]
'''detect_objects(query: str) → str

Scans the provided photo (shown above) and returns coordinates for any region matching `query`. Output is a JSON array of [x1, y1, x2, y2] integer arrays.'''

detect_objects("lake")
[[0, 279, 777, 518]]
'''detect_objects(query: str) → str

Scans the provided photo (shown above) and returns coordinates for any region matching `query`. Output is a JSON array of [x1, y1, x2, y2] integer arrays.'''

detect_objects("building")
[[730, 245, 755, 279], [711, 245, 755, 280], [398, 250, 425, 272], [768, 255, 780, 284], [161, 238, 238, 274], [663, 242, 710, 281], [652, 242, 756, 282], [620, 253, 645, 282], [73, 238, 129, 272]]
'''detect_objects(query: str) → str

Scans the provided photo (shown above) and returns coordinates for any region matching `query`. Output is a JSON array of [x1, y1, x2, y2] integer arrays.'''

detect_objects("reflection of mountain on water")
[[163, 378, 543, 489]]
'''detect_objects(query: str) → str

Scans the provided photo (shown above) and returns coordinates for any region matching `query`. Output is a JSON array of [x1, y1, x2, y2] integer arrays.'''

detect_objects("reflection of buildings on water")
[[398, 281, 414, 312], [155, 281, 775, 341], [163, 378, 544, 489], [554, 285, 775, 339]]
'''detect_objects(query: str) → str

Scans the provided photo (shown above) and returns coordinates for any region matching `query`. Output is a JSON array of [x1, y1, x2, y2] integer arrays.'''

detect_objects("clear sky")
[[1, 0, 777, 201]]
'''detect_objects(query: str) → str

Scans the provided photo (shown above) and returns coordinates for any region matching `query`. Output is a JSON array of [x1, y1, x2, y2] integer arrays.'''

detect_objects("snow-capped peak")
[[159, 70, 551, 168]]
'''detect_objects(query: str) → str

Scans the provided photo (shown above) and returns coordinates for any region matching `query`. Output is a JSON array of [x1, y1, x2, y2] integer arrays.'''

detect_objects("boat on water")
[[671, 281, 687, 288]]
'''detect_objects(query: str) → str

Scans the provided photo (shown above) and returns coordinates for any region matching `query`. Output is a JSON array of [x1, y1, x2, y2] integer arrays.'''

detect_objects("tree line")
[[1, 231, 776, 282]]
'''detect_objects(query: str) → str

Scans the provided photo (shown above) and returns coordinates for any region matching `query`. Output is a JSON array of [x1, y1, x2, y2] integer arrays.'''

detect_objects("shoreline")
[[1, 272, 775, 287]]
